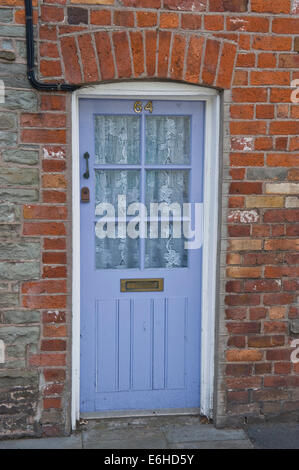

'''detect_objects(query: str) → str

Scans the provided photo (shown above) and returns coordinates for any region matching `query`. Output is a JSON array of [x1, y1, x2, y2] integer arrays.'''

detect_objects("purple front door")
[[79, 98, 205, 412]]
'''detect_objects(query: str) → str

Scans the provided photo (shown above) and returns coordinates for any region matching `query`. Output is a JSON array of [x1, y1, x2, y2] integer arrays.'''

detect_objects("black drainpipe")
[[24, 0, 81, 91]]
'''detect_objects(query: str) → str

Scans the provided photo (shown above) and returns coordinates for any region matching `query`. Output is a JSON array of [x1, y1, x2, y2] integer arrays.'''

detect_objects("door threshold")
[[80, 408, 201, 420]]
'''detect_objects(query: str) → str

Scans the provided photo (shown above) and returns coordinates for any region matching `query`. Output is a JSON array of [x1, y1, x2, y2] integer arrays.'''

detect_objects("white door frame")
[[71, 81, 220, 429]]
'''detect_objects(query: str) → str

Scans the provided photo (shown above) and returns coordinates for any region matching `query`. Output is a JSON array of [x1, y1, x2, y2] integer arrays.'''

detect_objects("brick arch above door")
[[54, 31, 237, 89]]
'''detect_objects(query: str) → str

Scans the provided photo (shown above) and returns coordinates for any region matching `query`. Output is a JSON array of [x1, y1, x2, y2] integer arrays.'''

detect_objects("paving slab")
[[246, 423, 299, 449], [0, 434, 82, 449], [83, 435, 168, 449], [82, 427, 167, 449], [169, 440, 254, 449], [162, 424, 248, 444]]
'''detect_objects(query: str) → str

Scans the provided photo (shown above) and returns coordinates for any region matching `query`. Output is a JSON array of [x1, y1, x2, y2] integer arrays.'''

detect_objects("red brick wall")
[[2, 0, 298, 434]]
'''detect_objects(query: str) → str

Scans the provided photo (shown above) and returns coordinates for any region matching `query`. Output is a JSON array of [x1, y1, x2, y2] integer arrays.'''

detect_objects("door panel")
[[80, 99, 205, 412]]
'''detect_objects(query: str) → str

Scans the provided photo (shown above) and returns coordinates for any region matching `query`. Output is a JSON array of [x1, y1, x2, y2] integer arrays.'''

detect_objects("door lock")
[[81, 187, 90, 203]]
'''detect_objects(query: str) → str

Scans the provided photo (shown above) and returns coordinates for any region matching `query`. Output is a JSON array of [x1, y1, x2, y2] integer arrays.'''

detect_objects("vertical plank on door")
[[152, 298, 166, 390], [166, 297, 187, 389], [96, 300, 118, 392], [118, 299, 131, 391], [132, 299, 151, 390]]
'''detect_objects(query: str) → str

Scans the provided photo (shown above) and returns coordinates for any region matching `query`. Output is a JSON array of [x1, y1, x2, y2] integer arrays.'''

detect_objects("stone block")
[[0, 51, 16, 61], [0, 326, 40, 345], [0, 204, 20, 223], [0, 131, 17, 146], [0, 242, 40, 260], [0, 9, 13, 23], [0, 225, 20, 238], [0, 292, 19, 308], [0, 370, 38, 388], [247, 167, 287, 181], [0, 168, 38, 186], [286, 197, 299, 208], [4, 89, 38, 110], [290, 320, 299, 334], [0, 25, 26, 38], [2, 149, 39, 166], [0, 189, 39, 202], [3, 310, 40, 324], [0, 113, 16, 130], [0, 262, 40, 280]]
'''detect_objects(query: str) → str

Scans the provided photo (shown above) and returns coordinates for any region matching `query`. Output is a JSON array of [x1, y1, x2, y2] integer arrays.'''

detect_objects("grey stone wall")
[[0, 10, 42, 438]]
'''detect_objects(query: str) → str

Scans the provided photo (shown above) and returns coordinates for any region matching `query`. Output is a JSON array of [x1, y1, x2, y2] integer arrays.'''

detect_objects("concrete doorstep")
[[0, 415, 254, 449]]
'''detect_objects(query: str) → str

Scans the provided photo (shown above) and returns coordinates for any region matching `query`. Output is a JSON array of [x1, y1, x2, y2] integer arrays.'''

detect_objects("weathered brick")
[[226, 349, 263, 362], [94, 32, 115, 81], [44, 369, 65, 382], [266, 183, 299, 195], [136, 12, 157, 27], [164, 0, 206, 11], [160, 12, 179, 29], [225, 294, 260, 306], [22, 280, 67, 295], [22, 129, 66, 144], [227, 267, 262, 278], [41, 340, 66, 352], [90, 9, 111, 25], [265, 237, 299, 250], [181, 13, 202, 30], [251, 0, 290, 14], [30, 354, 66, 367], [170, 34, 186, 81], [157, 31, 171, 78], [227, 16, 269, 32], [230, 182, 263, 195], [145, 31, 157, 77], [130, 32, 144, 78], [248, 335, 285, 348], [113, 32, 132, 79], [245, 196, 284, 208], [67, 7, 88, 25], [41, 5, 64, 23], [253, 36, 292, 51], [23, 222, 66, 236], [185, 36, 204, 84], [60, 36, 82, 83], [77, 34, 99, 83], [217, 42, 237, 89], [202, 39, 220, 86], [229, 239, 262, 251], [43, 398, 62, 410], [210, 0, 248, 11]]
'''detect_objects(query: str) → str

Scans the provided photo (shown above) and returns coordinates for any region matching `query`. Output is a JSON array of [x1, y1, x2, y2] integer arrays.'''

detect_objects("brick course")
[[0, 0, 298, 436]]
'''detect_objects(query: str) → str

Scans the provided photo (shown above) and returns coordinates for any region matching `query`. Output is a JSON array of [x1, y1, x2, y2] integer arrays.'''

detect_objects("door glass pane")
[[146, 170, 189, 207], [146, 116, 190, 165], [94, 115, 140, 164], [95, 233, 139, 269], [95, 170, 140, 210], [145, 223, 188, 268]]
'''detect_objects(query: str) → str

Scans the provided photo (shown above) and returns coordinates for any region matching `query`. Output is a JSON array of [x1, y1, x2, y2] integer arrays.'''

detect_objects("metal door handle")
[[83, 152, 90, 179]]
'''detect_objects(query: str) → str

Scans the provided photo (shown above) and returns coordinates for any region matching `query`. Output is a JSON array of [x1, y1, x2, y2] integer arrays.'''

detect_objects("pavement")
[[0, 415, 298, 449]]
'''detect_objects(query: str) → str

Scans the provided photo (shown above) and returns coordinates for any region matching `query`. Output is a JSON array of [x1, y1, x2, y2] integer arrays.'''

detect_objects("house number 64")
[[133, 101, 153, 114]]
